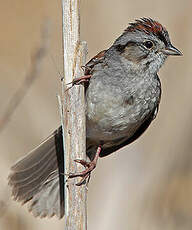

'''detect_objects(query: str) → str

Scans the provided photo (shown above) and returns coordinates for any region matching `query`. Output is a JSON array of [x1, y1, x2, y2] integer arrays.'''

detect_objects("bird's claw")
[[68, 159, 96, 186], [74, 159, 91, 168]]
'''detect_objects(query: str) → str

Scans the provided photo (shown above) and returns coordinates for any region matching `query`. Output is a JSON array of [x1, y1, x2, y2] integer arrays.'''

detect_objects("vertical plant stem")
[[61, 0, 87, 229]]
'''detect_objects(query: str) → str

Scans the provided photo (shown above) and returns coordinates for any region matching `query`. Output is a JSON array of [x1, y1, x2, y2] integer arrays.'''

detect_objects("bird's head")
[[111, 18, 182, 74]]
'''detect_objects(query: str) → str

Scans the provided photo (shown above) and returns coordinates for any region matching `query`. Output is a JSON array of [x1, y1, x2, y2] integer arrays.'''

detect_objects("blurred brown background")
[[0, 0, 191, 229]]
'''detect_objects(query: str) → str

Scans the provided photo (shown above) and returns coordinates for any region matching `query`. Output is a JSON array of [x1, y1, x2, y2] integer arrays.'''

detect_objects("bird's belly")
[[86, 98, 152, 143]]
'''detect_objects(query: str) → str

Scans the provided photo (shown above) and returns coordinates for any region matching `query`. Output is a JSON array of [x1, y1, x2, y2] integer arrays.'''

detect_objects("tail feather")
[[9, 145, 56, 186], [8, 127, 64, 218], [11, 133, 56, 172], [28, 171, 62, 218]]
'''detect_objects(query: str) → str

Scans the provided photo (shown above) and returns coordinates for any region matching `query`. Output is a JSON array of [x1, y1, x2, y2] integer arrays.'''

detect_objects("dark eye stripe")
[[115, 41, 137, 52]]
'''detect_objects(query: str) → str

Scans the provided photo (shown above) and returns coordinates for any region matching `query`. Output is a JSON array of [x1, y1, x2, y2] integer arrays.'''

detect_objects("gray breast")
[[85, 66, 161, 143]]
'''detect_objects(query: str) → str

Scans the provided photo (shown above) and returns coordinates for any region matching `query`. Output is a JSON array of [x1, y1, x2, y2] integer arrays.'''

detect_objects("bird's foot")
[[68, 146, 101, 186], [71, 75, 91, 85], [65, 74, 91, 92], [65, 74, 91, 88], [68, 159, 96, 186]]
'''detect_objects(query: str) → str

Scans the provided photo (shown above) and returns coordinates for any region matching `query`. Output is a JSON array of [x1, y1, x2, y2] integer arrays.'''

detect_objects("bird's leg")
[[69, 146, 102, 186]]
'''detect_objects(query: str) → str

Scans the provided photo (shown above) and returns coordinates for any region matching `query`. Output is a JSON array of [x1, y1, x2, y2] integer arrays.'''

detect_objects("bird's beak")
[[162, 44, 182, 56]]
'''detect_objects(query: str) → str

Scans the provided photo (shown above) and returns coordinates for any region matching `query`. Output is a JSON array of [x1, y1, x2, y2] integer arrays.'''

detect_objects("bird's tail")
[[8, 127, 65, 219]]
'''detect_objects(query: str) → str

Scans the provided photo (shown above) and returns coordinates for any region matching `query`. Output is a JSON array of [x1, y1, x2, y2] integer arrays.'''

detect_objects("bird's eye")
[[143, 40, 154, 49]]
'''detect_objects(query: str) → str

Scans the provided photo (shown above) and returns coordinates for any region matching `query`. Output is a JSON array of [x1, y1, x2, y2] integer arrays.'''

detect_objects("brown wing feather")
[[85, 50, 106, 75]]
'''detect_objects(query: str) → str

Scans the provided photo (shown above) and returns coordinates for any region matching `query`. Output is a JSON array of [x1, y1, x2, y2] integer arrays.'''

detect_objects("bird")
[[8, 18, 182, 219]]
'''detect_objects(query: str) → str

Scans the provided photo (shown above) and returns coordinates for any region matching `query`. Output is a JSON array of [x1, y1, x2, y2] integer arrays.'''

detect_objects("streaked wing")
[[85, 50, 106, 75]]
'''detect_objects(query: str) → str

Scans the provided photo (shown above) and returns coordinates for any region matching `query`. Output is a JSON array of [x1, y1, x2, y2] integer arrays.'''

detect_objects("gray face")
[[115, 30, 169, 74], [110, 18, 182, 75]]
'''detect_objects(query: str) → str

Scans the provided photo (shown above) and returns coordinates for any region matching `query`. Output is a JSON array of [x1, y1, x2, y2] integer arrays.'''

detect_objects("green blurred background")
[[0, 0, 191, 229]]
